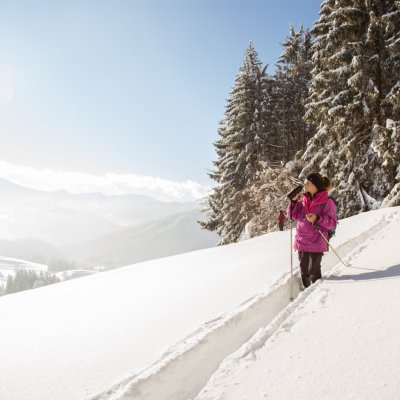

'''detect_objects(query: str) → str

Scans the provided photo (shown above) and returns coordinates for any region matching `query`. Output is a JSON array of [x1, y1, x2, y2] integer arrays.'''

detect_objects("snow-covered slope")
[[55, 269, 99, 280], [0, 256, 48, 272], [195, 209, 400, 400], [0, 207, 398, 400]]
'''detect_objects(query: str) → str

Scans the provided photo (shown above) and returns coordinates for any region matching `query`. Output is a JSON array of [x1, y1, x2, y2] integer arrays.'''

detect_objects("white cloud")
[[0, 160, 211, 202]]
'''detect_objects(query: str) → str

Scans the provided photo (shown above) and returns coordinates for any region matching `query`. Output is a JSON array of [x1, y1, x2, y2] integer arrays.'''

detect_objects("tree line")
[[202, 0, 400, 244], [0, 269, 60, 296]]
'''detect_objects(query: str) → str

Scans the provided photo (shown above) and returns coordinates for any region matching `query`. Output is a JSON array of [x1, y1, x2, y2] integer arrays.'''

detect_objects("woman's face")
[[304, 179, 318, 194]]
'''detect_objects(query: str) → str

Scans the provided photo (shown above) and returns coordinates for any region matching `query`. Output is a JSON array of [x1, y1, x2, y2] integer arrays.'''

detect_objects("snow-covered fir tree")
[[240, 25, 314, 237], [242, 161, 304, 238], [203, 1, 399, 242], [201, 43, 272, 244], [273, 24, 314, 163], [302, 0, 400, 217], [4, 269, 60, 296], [372, 0, 400, 206]]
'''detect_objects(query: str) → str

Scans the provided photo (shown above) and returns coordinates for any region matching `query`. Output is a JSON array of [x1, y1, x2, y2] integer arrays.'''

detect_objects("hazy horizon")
[[0, 160, 210, 202]]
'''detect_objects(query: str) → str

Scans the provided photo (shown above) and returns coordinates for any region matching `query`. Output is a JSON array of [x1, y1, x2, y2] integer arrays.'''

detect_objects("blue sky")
[[0, 0, 321, 200]]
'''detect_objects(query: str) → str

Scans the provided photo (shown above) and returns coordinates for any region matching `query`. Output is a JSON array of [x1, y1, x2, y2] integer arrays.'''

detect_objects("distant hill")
[[0, 178, 217, 269], [66, 209, 218, 268], [0, 177, 201, 246], [0, 237, 67, 266]]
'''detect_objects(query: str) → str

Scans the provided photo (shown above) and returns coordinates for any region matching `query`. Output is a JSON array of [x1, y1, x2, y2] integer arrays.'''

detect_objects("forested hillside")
[[202, 0, 400, 244]]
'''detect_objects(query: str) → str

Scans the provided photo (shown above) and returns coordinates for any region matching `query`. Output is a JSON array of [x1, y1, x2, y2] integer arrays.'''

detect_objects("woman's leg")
[[298, 251, 311, 288], [310, 252, 323, 283]]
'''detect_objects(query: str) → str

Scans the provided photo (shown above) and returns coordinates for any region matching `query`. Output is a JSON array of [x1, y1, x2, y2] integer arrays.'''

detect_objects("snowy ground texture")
[[0, 207, 399, 400]]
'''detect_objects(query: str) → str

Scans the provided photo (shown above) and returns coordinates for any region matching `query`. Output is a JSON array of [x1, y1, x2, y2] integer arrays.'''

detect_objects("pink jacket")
[[287, 190, 337, 253]]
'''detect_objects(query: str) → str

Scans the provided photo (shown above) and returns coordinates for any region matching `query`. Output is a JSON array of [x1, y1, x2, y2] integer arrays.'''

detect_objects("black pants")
[[298, 251, 323, 288], [278, 222, 284, 231]]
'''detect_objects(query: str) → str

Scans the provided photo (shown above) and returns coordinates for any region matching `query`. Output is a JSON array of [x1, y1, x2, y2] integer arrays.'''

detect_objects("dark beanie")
[[307, 173, 326, 190]]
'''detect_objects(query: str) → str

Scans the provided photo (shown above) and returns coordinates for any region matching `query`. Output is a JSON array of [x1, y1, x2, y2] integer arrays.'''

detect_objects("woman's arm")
[[315, 199, 337, 231]]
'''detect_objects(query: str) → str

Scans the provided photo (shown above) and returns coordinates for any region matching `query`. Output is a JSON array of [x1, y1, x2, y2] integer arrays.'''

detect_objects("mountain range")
[[0, 178, 218, 268]]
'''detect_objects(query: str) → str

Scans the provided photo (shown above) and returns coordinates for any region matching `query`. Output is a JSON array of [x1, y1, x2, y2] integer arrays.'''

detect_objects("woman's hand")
[[306, 213, 318, 223], [291, 193, 301, 201]]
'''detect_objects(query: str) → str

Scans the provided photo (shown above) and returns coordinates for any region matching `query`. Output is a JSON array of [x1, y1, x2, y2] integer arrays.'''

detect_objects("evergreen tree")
[[373, 0, 400, 205], [243, 160, 304, 237], [302, 0, 400, 217], [5, 274, 15, 294], [203, 1, 399, 239], [241, 25, 314, 237], [202, 43, 272, 244], [3, 269, 60, 296], [274, 24, 314, 163]]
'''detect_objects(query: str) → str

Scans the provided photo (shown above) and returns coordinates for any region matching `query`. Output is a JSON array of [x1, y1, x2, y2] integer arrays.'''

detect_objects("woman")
[[287, 173, 337, 288]]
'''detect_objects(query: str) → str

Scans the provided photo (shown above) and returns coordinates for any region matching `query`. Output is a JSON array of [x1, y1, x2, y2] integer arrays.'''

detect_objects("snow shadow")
[[328, 264, 400, 282]]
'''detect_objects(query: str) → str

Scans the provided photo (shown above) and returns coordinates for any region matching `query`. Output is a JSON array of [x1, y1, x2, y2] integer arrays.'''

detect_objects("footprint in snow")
[[316, 287, 330, 305]]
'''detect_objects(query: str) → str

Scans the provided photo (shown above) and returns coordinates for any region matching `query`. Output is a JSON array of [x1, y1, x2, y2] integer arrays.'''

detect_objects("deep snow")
[[0, 207, 398, 400]]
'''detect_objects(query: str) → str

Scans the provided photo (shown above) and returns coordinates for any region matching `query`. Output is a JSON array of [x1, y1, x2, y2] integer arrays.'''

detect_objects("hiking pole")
[[289, 217, 294, 301], [315, 226, 351, 267], [287, 185, 303, 301], [287, 186, 302, 302]]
